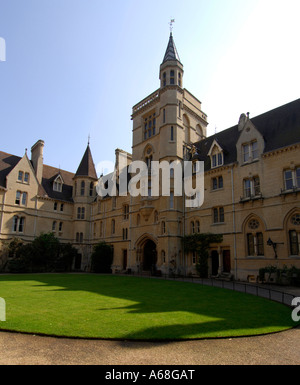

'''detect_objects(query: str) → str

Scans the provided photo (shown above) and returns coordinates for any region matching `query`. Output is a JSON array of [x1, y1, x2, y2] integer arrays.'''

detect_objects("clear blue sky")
[[0, 0, 299, 175]]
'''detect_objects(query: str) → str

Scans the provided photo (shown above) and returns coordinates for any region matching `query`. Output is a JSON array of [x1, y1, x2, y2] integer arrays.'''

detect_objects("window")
[[53, 178, 63, 192], [24, 172, 29, 183], [60, 203, 64, 212], [161, 250, 166, 264], [170, 126, 174, 141], [243, 177, 260, 198], [18, 171, 23, 182], [161, 221, 166, 234], [163, 72, 166, 87], [76, 232, 83, 243], [122, 228, 128, 240], [190, 221, 195, 234], [243, 141, 258, 163], [289, 230, 300, 255], [80, 181, 85, 196], [12, 216, 25, 233], [247, 232, 264, 256], [212, 176, 223, 190], [59, 222, 63, 232], [111, 219, 115, 235], [89, 182, 94, 196], [212, 153, 223, 168], [192, 251, 197, 265], [178, 72, 182, 87], [54, 202, 58, 211], [196, 220, 200, 233], [15, 191, 27, 206], [18, 217, 25, 233], [123, 204, 129, 220], [13, 216, 18, 232], [144, 114, 156, 140], [213, 207, 224, 224], [77, 207, 85, 220], [15, 191, 21, 205], [21, 192, 27, 206], [163, 109, 166, 124], [52, 221, 57, 232], [170, 191, 174, 209], [284, 167, 300, 190], [170, 70, 175, 85]]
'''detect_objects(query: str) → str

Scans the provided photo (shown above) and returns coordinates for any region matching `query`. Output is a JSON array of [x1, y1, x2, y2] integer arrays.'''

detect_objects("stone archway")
[[143, 239, 157, 272]]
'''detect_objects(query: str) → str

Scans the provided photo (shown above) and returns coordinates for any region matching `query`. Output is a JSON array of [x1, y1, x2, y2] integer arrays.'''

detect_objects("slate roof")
[[0, 151, 21, 188], [75, 145, 98, 180], [162, 33, 181, 64], [193, 98, 300, 171], [39, 165, 74, 202]]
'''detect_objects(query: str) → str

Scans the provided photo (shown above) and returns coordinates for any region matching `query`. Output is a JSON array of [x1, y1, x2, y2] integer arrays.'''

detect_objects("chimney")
[[31, 140, 44, 184]]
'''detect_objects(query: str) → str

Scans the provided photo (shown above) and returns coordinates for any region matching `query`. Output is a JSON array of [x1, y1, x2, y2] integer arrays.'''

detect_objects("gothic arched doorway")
[[143, 240, 157, 272]]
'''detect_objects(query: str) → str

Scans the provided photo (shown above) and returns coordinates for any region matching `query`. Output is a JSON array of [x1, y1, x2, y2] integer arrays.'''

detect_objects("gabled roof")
[[75, 145, 98, 180], [0, 150, 74, 202], [162, 33, 181, 64], [194, 98, 300, 171], [0, 151, 21, 188]]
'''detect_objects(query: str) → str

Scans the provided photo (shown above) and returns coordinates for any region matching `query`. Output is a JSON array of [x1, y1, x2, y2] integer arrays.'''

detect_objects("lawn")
[[0, 274, 297, 340]]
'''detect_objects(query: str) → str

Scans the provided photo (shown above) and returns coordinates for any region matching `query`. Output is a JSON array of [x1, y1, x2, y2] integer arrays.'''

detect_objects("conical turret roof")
[[75, 144, 98, 179]]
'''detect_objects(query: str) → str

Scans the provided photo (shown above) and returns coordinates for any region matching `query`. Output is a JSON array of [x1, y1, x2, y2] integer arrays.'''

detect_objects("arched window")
[[190, 221, 195, 234], [161, 221, 166, 234], [246, 217, 264, 256]]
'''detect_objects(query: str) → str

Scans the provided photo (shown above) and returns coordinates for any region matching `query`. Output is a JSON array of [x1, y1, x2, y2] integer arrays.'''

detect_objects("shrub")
[[91, 242, 113, 274]]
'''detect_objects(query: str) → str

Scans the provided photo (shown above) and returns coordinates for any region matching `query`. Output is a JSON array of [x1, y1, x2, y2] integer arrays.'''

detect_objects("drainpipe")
[[231, 165, 237, 280], [0, 189, 6, 235]]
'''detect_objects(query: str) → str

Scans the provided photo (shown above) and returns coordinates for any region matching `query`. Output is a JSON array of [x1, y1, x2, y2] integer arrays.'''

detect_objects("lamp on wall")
[[267, 238, 284, 259]]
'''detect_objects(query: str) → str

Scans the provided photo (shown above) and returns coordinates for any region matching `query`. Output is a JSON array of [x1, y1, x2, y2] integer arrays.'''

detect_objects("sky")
[[0, 0, 299, 176]]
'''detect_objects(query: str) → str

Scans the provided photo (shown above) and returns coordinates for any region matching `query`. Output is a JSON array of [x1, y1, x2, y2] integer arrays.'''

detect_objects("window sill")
[[211, 187, 224, 193], [280, 187, 300, 196], [240, 194, 263, 203], [211, 222, 225, 226], [241, 159, 259, 166]]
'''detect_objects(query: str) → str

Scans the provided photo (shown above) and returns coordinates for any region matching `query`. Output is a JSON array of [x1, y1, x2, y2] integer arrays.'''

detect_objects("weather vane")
[[169, 19, 175, 33]]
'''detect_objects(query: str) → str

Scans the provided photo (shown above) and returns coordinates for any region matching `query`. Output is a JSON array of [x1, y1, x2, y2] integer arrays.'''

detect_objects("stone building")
[[0, 33, 299, 281]]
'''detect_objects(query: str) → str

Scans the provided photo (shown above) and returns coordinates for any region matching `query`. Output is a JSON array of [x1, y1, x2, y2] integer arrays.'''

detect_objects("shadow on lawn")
[[0, 273, 297, 341]]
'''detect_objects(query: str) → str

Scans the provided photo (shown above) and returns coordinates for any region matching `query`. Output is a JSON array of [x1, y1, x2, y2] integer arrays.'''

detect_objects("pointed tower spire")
[[162, 32, 181, 64], [160, 27, 184, 89], [75, 144, 97, 180]]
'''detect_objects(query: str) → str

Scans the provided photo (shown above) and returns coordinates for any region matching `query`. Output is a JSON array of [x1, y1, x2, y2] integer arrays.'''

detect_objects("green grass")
[[0, 274, 298, 340]]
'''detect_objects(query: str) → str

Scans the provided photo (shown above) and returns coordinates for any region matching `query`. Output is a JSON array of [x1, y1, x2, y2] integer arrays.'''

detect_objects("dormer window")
[[242, 141, 258, 163], [208, 140, 224, 169], [212, 153, 223, 168], [53, 175, 63, 192]]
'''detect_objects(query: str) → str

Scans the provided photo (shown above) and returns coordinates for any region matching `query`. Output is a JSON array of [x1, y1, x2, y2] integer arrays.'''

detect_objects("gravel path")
[[0, 326, 299, 365]]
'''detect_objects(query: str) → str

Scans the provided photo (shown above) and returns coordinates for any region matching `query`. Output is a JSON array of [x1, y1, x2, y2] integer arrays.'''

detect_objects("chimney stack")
[[31, 140, 44, 184]]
